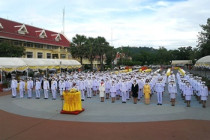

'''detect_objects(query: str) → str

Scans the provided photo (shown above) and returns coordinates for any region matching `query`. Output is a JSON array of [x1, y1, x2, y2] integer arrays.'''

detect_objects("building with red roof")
[[0, 17, 70, 59]]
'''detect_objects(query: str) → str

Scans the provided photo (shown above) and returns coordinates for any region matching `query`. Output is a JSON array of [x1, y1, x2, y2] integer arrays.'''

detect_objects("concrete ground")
[[1, 80, 210, 139], [0, 87, 210, 122]]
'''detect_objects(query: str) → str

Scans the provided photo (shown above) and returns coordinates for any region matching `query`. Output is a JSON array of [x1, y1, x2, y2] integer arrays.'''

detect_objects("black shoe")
[[81, 99, 84, 101], [52, 98, 56, 100], [12, 96, 16, 98], [44, 98, 48, 99], [122, 102, 126, 103], [157, 103, 160, 105], [160, 104, 162, 105]]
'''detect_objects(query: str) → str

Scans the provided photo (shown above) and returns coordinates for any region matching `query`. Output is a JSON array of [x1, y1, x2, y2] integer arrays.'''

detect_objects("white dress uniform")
[[168, 83, 177, 99], [99, 83, 105, 97], [110, 83, 116, 98], [65, 80, 71, 90], [11, 79, 17, 97], [200, 85, 208, 101], [78, 80, 85, 100], [120, 81, 127, 102], [138, 79, 144, 99], [86, 79, 93, 98], [43, 80, 50, 99], [27, 80, 33, 98], [155, 82, 164, 104], [105, 80, 111, 94], [59, 80, 65, 96], [92, 79, 98, 91], [184, 85, 193, 101], [116, 81, 121, 96], [19, 80, 25, 98], [51, 80, 57, 99], [35, 80, 41, 98]]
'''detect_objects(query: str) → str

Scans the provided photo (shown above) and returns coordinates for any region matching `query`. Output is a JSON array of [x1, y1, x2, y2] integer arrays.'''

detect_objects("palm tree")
[[70, 34, 88, 68], [95, 36, 109, 71], [86, 37, 97, 71]]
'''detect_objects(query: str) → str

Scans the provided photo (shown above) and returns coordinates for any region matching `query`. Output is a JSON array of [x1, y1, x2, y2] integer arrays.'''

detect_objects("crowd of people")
[[10, 70, 209, 108]]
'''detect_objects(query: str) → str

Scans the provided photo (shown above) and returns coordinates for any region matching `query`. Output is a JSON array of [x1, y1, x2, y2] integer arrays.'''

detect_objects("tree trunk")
[[80, 57, 83, 70], [101, 55, 104, 71], [90, 57, 93, 71], [100, 55, 102, 71]]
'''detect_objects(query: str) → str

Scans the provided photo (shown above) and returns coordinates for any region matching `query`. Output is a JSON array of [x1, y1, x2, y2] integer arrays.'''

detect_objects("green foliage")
[[70, 34, 88, 65], [0, 42, 25, 57], [197, 18, 210, 57]]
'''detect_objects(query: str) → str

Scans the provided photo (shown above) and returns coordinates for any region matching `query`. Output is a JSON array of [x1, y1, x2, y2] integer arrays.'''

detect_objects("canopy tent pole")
[[1, 69, 2, 83], [27, 68, 29, 78]]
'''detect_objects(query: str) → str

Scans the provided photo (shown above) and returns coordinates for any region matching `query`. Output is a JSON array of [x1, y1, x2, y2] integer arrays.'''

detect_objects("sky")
[[0, 0, 210, 50]]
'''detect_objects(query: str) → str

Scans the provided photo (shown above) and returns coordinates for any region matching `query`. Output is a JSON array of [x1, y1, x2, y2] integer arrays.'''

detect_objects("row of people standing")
[[177, 72, 208, 108]]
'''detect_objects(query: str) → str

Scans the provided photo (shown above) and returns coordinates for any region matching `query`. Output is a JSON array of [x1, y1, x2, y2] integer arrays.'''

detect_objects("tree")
[[95, 36, 109, 71], [0, 42, 25, 57], [70, 34, 88, 67], [197, 18, 210, 57], [85, 37, 97, 71], [105, 46, 116, 69]]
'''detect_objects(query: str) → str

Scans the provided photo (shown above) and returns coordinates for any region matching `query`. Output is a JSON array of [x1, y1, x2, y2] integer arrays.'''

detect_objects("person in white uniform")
[[51, 78, 58, 100], [19, 79, 25, 98], [99, 79, 105, 102], [168, 81, 177, 106], [120, 79, 127, 103], [43, 78, 50, 99], [110, 80, 116, 103], [11, 77, 17, 98], [155, 79, 164, 105], [35, 78, 41, 99], [105, 78, 111, 99], [200, 83, 208, 108], [59, 79, 65, 96], [86, 77, 93, 98], [184, 82, 193, 107], [27, 78, 33, 99], [78, 78, 85, 101]]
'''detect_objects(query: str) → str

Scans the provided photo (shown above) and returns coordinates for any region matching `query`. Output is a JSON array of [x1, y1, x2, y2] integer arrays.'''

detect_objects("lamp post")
[[60, 61, 62, 73]]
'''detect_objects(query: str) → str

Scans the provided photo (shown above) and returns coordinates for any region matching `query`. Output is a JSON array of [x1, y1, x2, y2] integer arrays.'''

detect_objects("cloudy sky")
[[0, 0, 210, 49]]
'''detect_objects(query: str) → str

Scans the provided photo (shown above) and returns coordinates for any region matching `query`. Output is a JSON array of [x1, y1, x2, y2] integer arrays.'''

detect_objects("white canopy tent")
[[171, 60, 192, 65], [195, 55, 210, 69], [0, 58, 81, 72]]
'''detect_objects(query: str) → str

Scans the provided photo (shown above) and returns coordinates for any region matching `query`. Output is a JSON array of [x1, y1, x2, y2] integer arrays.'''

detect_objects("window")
[[35, 44, 43, 49], [37, 52, 43, 58], [0, 23, 3, 29], [47, 53, 51, 59], [13, 41, 18, 46], [36, 30, 47, 38], [15, 24, 28, 35], [60, 54, 66, 59], [52, 46, 58, 49], [24, 42, 27, 47], [47, 45, 52, 49], [27, 42, 33, 47], [26, 52, 33, 58]]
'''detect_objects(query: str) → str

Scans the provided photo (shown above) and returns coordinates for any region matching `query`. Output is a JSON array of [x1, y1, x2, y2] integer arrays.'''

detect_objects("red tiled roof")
[[0, 18, 70, 47]]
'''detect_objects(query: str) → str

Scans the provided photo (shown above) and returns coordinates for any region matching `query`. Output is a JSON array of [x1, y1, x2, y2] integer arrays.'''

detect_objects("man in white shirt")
[[11, 77, 17, 98], [155, 79, 164, 105], [35, 78, 41, 99], [43, 78, 50, 99], [51, 78, 58, 100], [19, 79, 25, 98], [168, 81, 177, 106]]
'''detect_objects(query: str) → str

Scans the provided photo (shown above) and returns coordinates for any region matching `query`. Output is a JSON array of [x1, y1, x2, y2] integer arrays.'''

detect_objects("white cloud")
[[0, 0, 210, 50]]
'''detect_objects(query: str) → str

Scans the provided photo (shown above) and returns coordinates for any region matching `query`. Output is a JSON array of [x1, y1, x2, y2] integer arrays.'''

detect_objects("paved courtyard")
[[0, 87, 210, 123]]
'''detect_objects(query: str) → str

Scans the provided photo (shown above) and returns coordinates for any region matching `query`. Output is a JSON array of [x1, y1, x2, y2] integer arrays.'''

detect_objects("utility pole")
[[62, 7, 65, 34]]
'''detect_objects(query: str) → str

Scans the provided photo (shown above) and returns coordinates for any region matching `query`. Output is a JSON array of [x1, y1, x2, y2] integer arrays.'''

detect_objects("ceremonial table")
[[60, 89, 85, 115]]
